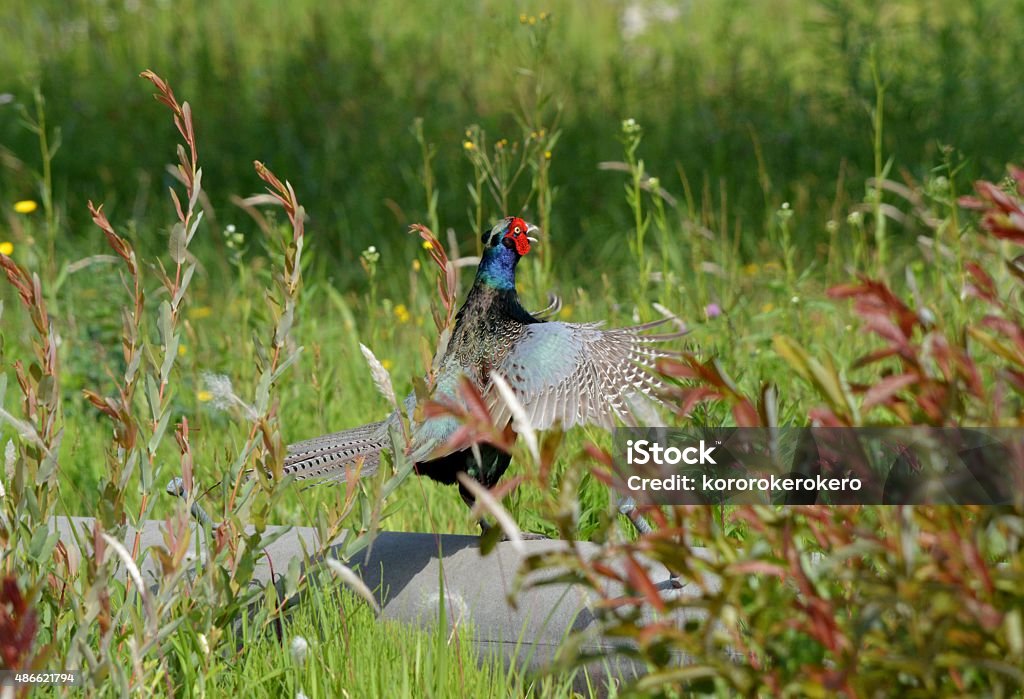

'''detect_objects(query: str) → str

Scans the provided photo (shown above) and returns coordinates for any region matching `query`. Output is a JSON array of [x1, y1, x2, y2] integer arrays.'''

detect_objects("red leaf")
[[809, 407, 850, 426], [727, 560, 787, 578], [975, 181, 1020, 214], [656, 356, 699, 379], [1005, 368, 1024, 392], [964, 262, 998, 303], [669, 386, 720, 418], [623, 555, 666, 613], [590, 561, 625, 584], [457, 375, 494, 424], [583, 443, 613, 468], [732, 399, 761, 427], [957, 195, 985, 210], [588, 465, 614, 487], [862, 373, 918, 409], [980, 315, 1024, 354], [852, 346, 901, 369]]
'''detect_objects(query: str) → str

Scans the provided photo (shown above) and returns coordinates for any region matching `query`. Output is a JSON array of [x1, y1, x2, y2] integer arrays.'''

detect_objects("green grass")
[[198, 587, 582, 698], [1, 0, 1023, 695], [2, 0, 1023, 269]]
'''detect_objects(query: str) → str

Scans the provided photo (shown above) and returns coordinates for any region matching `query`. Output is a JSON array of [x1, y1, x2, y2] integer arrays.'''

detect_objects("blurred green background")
[[2, 0, 1022, 284]]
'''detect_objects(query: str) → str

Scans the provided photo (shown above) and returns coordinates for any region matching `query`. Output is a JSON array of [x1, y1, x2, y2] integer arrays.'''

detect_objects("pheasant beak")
[[526, 224, 540, 244]]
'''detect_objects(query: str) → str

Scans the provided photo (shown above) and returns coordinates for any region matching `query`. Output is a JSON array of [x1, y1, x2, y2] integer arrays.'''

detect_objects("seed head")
[[290, 636, 309, 666]]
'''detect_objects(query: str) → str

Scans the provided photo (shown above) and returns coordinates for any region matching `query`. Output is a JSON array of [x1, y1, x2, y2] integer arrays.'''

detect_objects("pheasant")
[[283, 216, 683, 530]]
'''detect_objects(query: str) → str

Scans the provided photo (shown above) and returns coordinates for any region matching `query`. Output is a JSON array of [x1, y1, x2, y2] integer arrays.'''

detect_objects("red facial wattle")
[[503, 217, 532, 256], [511, 232, 531, 256]]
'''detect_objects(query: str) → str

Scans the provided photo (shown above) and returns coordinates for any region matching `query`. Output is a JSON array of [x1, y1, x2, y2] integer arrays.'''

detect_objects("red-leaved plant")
[[515, 167, 1024, 696]]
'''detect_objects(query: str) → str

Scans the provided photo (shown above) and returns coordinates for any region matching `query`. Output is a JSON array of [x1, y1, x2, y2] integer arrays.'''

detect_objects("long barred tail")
[[283, 419, 391, 482]]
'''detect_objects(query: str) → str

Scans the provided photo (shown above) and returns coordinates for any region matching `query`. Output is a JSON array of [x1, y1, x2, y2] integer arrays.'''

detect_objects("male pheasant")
[[283, 216, 683, 527]]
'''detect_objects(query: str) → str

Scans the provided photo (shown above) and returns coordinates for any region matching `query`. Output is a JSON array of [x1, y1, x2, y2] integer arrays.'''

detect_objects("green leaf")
[[158, 300, 173, 343], [145, 373, 161, 421], [37, 429, 62, 483], [160, 332, 178, 386], [117, 450, 139, 490], [149, 410, 171, 455], [632, 666, 718, 693], [254, 370, 272, 415], [968, 327, 1024, 366], [1006, 608, 1024, 657], [273, 302, 294, 347], [186, 206, 204, 245], [172, 262, 196, 309], [168, 223, 187, 264], [283, 556, 302, 599], [269, 346, 304, 384], [188, 169, 203, 215], [773, 335, 856, 422], [124, 348, 142, 384], [29, 526, 59, 562]]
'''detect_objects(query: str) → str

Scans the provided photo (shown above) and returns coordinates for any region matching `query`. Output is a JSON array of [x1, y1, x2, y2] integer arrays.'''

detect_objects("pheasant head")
[[477, 216, 538, 290]]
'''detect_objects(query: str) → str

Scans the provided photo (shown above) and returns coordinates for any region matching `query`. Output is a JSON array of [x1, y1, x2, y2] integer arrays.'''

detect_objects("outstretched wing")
[[485, 317, 684, 431]]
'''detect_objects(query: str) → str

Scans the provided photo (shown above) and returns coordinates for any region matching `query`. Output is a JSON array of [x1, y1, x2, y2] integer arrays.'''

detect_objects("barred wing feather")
[[487, 318, 683, 431]]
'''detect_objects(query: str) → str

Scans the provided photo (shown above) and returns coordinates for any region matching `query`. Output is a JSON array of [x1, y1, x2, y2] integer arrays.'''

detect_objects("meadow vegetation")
[[1, 0, 1023, 695]]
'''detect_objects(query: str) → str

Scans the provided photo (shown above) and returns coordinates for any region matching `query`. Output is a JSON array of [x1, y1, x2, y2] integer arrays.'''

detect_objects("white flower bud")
[[290, 636, 309, 666]]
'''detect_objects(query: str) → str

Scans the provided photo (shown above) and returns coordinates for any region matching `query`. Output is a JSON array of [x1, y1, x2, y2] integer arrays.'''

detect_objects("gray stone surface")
[[51, 517, 711, 691]]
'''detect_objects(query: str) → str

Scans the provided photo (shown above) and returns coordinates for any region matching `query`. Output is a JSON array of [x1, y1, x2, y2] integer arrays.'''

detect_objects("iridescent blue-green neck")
[[474, 244, 519, 291]]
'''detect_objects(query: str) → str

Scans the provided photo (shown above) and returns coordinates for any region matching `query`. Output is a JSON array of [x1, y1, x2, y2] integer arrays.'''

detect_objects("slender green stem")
[[413, 118, 440, 235], [870, 47, 888, 275]]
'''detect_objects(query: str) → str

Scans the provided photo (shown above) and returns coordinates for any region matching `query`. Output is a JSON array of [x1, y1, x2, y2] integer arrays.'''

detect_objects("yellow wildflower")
[[188, 306, 213, 320], [519, 13, 527, 23], [544, 150, 552, 160], [197, 390, 212, 402], [178, 344, 188, 357], [13, 200, 37, 214], [381, 359, 394, 371], [394, 304, 411, 324], [742, 263, 760, 276], [761, 303, 774, 313], [463, 140, 475, 151], [412, 259, 421, 271], [562, 305, 573, 319], [528, 15, 536, 25], [422, 240, 434, 251], [0, 241, 12, 256]]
